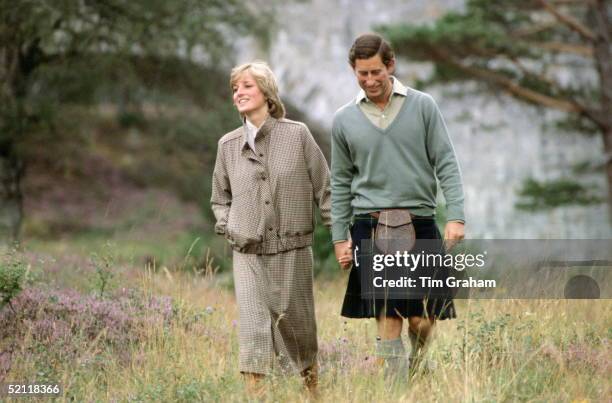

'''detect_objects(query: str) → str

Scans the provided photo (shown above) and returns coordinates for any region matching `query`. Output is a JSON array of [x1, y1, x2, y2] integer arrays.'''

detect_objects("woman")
[[210, 61, 331, 396]]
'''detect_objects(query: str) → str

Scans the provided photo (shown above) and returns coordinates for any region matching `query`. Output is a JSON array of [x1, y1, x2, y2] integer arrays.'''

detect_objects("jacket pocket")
[[225, 204, 263, 248]]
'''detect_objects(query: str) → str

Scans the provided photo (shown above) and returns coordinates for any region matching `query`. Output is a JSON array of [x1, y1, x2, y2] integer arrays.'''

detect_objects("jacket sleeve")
[[301, 124, 332, 228], [423, 95, 465, 223], [210, 141, 232, 235]]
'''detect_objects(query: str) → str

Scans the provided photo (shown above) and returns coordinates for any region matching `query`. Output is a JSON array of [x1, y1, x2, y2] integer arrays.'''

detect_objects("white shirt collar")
[[355, 76, 408, 104]]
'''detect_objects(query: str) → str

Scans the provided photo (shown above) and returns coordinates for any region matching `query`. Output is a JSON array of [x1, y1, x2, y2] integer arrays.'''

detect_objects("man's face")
[[353, 54, 395, 102]]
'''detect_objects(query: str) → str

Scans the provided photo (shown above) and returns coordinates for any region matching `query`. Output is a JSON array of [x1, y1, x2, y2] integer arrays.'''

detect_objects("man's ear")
[[387, 58, 396, 75]]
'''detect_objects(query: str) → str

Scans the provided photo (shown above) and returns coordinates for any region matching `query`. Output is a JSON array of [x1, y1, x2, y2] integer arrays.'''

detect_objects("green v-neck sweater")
[[330, 87, 464, 241]]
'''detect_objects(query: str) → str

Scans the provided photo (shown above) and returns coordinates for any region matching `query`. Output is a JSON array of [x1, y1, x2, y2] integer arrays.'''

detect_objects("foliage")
[[0, 0, 270, 241], [380, 0, 600, 111], [90, 243, 117, 298], [380, 0, 612, 210], [0, 287, 176, 382], [0, 251, 27, 310], [516, 178, 603, 211]]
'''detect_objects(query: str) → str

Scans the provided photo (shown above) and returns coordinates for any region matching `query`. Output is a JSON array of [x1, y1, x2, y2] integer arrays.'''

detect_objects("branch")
[[549, 0, 596, 4], [527, 41, 593, 57], [435, 48, 585, 113], [506, 55, 560, 90], [512, 21, 558, 38], [539, 0, 596, 41]]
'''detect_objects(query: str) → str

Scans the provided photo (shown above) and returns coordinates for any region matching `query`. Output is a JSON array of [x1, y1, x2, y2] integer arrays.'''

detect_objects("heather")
[[0, 286, 175, 382]]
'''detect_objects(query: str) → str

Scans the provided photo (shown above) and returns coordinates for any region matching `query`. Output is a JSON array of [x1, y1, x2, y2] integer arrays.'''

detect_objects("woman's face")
[[232, 72, 267, 116]]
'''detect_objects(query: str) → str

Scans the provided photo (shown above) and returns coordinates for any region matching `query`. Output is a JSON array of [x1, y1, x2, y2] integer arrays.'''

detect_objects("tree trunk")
[[0, 145, 24, 244], [0, 44, 25, 244]]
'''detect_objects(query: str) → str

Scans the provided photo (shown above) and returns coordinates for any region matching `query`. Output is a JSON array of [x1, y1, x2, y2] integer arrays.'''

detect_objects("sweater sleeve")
[[423, 95, 465, 222], [330, 113, 354, 241], [301, 124, 332, 228]]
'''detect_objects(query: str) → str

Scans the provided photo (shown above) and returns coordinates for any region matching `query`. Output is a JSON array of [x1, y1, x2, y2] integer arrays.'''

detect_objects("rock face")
[[235, 0, 610, 238]]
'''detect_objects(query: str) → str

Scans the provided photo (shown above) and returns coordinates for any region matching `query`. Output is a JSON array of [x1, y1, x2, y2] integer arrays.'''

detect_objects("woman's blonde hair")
[[230, 61, 286, 119]]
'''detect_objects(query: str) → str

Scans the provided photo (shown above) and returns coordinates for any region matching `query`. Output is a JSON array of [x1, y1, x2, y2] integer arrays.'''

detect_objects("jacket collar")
[[241, 115, 277, 151]]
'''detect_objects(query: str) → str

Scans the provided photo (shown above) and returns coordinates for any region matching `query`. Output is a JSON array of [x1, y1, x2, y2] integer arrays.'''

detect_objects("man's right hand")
[[334, 240, 353, 270]]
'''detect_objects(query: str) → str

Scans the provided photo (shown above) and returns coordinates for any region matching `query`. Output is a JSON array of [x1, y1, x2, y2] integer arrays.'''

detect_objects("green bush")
[[0, 252, 27, 310]]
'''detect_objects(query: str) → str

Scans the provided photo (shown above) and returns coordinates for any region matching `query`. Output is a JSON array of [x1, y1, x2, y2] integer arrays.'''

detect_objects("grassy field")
[[1, 113, 609, 401], [1, 236, 610, 402]]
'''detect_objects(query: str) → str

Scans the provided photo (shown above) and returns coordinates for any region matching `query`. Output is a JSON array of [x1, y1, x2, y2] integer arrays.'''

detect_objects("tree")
[[0, 0, 262, 243], [381, 0, 611, 216]]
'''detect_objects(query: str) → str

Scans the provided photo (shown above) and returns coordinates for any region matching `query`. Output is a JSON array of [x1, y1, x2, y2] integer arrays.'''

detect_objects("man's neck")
[[370, 79, 393, 110]]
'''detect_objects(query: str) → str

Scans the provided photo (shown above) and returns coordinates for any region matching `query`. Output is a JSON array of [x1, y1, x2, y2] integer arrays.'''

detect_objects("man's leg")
[[407, 316, 436, 370], [375, 315, 408, 377]]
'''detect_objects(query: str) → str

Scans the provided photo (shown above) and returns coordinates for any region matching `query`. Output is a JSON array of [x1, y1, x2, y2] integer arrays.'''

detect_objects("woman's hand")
[[334, 240, 353, 270]]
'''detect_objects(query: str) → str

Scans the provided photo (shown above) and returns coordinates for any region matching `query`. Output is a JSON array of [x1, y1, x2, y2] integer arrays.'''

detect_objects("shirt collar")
[[355, 76, 408, 105], [241, 115, 276, 150]]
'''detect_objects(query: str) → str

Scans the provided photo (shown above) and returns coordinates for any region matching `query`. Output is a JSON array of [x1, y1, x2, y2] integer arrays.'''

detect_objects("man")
[[331, 33, 465, 377]]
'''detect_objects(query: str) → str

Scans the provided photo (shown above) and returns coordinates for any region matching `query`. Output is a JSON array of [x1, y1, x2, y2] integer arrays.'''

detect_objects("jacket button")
[[261, 176, 266, 181], [268, 227, 273, 231], [259, 153, 264, 157], [265, 200, 270, 205]]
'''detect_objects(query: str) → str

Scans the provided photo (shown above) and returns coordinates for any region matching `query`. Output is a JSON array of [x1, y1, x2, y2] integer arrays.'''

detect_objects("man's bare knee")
[[377, 315, 403, 339], [408, 316, 435, 339]]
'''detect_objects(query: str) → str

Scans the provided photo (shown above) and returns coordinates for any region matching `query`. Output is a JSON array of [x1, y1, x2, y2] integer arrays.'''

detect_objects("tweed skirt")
[[232, 246, 317, 375], [341, 215, 457, 320]]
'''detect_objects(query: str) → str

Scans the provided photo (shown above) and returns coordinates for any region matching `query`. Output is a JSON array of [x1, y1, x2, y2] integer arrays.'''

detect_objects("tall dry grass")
[[2, 254, 610, 402]]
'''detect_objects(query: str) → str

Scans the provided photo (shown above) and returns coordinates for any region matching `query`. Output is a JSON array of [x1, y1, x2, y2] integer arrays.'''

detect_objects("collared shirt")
[[245, 118, 259, 152], [211, 116, 332, 254], [356, 76, 408, 130]]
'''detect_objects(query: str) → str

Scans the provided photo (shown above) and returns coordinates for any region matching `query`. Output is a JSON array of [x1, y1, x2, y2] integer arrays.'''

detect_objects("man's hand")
[[444, 221, 465, 251], [334, 240, 353, 270]]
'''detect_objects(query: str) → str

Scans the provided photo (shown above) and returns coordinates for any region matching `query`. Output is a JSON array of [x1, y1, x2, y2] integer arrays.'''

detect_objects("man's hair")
[[348, 33, 395, 68], [230, 60, 286, 119]]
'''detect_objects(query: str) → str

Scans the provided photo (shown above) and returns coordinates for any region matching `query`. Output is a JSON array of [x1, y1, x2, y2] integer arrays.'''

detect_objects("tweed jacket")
[[211, 116, 331, 254]]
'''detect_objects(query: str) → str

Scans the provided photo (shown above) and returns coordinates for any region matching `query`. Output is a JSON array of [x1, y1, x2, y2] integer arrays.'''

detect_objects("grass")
[[1, 247, 610, 402]]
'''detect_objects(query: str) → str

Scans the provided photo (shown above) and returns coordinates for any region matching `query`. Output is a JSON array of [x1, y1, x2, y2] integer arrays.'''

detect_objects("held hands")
[[334, 240, 353, 270], [444, 221, 465, 251]]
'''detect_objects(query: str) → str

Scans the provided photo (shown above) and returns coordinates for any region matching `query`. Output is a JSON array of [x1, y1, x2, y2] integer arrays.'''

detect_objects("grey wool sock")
[[375, 337, 409, 379]]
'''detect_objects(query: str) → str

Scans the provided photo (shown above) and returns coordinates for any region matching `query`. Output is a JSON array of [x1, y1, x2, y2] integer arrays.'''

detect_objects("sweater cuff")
[[332, 222, 350, 242], [446, 204, 465, 223]]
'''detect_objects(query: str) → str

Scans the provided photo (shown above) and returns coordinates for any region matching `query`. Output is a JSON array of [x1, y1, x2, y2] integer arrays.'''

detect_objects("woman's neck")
[[245, 106, 269, 128]]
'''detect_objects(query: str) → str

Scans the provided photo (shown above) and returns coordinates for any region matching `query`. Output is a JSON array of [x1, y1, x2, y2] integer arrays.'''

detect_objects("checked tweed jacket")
[[211, 116, 332, 254]]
